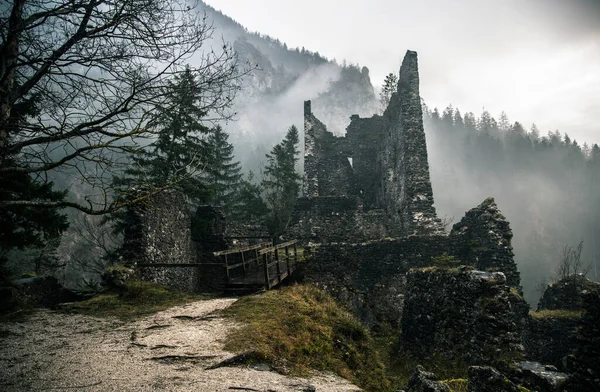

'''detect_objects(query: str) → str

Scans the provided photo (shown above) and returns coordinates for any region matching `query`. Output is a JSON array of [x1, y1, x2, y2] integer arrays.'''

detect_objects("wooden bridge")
[[213, 240, 300, 294]]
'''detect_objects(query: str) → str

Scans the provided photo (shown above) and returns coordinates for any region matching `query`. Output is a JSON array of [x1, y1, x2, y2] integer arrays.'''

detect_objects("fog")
[[204, 0, 600, 146], [195, 0, 600, 305]]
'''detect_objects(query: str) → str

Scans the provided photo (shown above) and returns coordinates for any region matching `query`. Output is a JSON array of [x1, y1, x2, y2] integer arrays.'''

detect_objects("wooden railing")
[[213, 240, 299, 289], [213, 241, 272, 282], [258, 240, 299, 289]]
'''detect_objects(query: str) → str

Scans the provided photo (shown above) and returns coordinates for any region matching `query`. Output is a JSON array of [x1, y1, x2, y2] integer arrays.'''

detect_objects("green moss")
[[432, 253, 461, 268], [441, 378, 468, 392], [509, 286, 524, 300], [223, 284, 389, 392], [529, 309, 583, 320], [517, 385, 531, 392], [62, 280, 210, 321]]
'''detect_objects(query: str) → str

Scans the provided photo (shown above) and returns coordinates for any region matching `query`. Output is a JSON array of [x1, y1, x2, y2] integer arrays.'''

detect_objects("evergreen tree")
[[0, 97, 69, 280], [262, 125, 302, 238], [454, 109, 464, 129], [442, 105, 454, 130], [498, 111, 511, 133], [113, 66, 212, 206], [230, 171, 269, 223], [203, 125, 243, 213], [379, 72, 398, 111]]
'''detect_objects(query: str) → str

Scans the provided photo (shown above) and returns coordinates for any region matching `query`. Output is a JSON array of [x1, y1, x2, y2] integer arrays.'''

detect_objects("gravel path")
[[0, 299, 362, 392]]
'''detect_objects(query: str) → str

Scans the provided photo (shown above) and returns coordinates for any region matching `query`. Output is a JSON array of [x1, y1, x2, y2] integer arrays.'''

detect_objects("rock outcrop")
[[537, 275, 600, 311], [403, 366, 450, 392], [468, 366, 520, 392], [401, 268, 523, 365], [450, 197, 520, 287], [564, 288, 600, 391]]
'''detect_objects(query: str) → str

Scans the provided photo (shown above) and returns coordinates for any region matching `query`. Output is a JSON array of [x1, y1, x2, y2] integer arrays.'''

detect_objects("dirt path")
[[0, 298, 362, 391]]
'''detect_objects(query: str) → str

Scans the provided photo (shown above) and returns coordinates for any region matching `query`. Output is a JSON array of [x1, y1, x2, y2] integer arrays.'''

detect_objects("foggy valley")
[[1, 1, 600, 391]]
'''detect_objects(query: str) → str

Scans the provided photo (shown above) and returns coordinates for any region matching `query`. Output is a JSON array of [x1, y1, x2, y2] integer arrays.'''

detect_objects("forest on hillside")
[[423, 105, 600, 302], [1, 0, 598, 307]]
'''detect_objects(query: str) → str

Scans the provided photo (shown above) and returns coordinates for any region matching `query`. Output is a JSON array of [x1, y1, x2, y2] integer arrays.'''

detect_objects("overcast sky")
[[204, 0, 600, 146]]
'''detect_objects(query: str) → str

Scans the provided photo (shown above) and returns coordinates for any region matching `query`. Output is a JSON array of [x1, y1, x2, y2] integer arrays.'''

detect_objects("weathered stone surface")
[[292, 50, 444, 243], [514, 361, 568, 392], [379, 51, 443, 236], [537, 275, 600, 311], [101, 266, 135, 289], [305, 235, 459, 331], [405, 366, 451, 392], [450, 197, 520, 287], [468, 366, 519, 392], [287, 197, 389, 244], [523, 312, 580, 370], [401, 268, 523, 365], [564, 288, 600, 391], [123, 190, 199, 292], [8, 276, 81, 307]]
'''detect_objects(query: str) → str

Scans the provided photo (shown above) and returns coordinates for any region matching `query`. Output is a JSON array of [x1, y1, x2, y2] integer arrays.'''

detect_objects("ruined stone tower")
[[290, 50, 444, 242]]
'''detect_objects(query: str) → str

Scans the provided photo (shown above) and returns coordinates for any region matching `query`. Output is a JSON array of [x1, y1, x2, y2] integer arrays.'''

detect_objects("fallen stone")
[[467, 366, 519, 392], [516, 361, 568, 392], [406, 365, 450, 392]]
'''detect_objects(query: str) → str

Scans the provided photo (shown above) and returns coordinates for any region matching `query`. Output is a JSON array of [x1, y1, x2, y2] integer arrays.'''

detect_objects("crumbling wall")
[[401, 268, 524, 365], [286, 196, 389, 244], [450, 197, 521, 287], [304, 235, 459, 332], [303, 100, 356, 198], [523, 313, 580, 370], [295, 50, 444, 241], [565, 288, 600, 391], [344, 114, 386, 209], [123, 190, 199, 292], [378, 51, 443, 236], [537, 275, 600, 311], [523, 275, 600, 371]]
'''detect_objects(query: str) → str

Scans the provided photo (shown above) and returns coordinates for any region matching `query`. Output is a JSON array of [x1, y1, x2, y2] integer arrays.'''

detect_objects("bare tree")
[[554, 241, 591, 281], [0, 0, 249, 214]]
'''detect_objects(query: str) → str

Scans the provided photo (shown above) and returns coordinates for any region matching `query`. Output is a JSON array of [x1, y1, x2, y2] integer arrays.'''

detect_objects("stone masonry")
[[290, 50, 444, 242], [122, 190, 200, 292]]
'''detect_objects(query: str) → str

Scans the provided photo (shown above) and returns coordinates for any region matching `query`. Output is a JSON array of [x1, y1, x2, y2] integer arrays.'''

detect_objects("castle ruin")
[[289, 51, 444, 242]]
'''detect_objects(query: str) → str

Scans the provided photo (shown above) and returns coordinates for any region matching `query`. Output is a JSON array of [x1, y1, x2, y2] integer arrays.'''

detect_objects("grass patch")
[[222, 284, 390, 392], [63, 280, 210, 321], [529, 309, 583, 320], [441, 378, 468, 392], [375, 338, 469, 390]]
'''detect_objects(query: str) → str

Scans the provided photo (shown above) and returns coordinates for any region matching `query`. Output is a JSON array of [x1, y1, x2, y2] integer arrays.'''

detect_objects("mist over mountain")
[[199, 1, 599, 304], [196, 2, 378, 173]]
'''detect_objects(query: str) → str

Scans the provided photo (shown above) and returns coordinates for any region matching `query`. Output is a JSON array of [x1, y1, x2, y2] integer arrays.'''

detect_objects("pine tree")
[[0, 97, 69, 280], [203, 125, 243, 213], [113, 66, 212, 206], [498, 111, 511, 133], [262, 125, 302, 238], [380, 72, 398, 111], [230, 171, 269, 223]]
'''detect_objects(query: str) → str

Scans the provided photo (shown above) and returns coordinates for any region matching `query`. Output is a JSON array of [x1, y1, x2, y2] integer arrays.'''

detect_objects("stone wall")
[[302, 197, 523, 332], [287, 196, 389, 244], [294, 50, 444, 242], [523, 314, 580, 370], [401, 268, 524, 365], [450, 197, 521, 287], [304, 235, 459, 332], [123, 190, 200, 292], [565, 288, 600, 390], [537, 275, 600, 311], [377, 51, 443, 236]]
